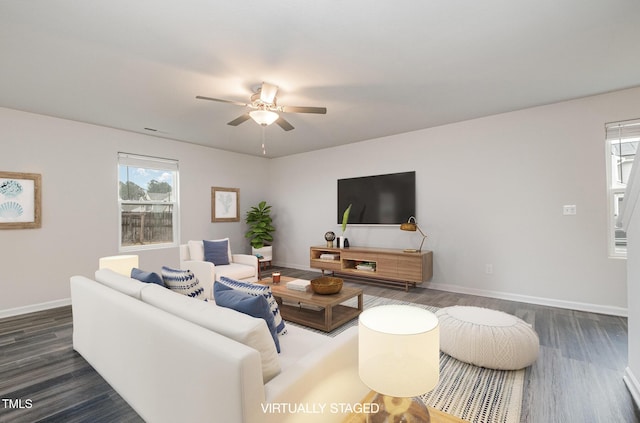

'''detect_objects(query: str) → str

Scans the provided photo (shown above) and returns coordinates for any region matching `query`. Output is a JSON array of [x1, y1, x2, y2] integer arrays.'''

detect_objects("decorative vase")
[[337, 236, 349, 248]]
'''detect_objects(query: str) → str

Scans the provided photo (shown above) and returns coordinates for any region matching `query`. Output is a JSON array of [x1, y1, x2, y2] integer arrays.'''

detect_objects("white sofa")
[[70, 269, 368, 423], [180, 239, 259, 299]]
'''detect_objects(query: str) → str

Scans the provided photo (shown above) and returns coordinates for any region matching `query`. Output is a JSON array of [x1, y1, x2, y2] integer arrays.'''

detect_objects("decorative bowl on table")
[[310, 276, 343, 295]]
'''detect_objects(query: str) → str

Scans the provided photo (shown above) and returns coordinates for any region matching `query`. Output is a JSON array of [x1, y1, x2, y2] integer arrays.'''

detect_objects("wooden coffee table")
[[260, 276, 363, 332]]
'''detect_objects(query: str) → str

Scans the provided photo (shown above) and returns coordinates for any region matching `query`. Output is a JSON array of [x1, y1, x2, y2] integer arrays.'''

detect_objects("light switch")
[[563, 205, 577, 215]]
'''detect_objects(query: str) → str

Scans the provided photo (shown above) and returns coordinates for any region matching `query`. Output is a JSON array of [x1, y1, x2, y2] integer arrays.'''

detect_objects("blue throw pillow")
[[203, 239, 230, 265], [214, 282, 280, 353], [131, 268, 165, 286], [218, 276, 286, 335]]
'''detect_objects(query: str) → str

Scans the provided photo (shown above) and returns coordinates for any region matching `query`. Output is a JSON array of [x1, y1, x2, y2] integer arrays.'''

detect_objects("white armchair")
[[179, 239, 258, 299]]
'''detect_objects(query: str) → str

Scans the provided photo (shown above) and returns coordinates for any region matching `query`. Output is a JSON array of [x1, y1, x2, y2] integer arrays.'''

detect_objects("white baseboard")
[[0, 298, 71, 319], [280, 262, 628, 317], [426, 282, 628, 317], [624, 367, 640, 409]]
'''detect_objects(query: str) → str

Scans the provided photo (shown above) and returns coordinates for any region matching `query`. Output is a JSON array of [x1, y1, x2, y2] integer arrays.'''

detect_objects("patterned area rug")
[[285, 294, 524, 423]]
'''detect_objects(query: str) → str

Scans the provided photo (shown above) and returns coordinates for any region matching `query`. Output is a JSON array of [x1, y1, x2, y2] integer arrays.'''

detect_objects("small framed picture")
[[212, 187, 240, 222], [0, 171, 42, 229]]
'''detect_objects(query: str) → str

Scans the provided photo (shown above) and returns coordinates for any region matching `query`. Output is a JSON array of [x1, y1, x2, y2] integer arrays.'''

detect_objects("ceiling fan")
[[196, 82, 326, 131]]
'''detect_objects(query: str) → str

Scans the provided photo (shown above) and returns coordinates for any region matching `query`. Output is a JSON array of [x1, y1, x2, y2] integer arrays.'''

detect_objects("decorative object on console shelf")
[[324, 230, 336, 247], [211, 187, 240, 222], [400, 216, 428, 252], [355, 262, 376, 272], [359, 305, 440, 423], [310, 276, 343, 295], [337, 203, 352, 249], [319, 253, 340, 260]]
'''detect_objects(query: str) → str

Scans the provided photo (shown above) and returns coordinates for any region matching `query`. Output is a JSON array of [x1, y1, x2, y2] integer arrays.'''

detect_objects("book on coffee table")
[[286, 279, 311, 292]]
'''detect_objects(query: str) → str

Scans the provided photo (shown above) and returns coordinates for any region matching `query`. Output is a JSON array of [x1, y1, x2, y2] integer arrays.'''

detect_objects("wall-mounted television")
[[337, 171, 416, 225]]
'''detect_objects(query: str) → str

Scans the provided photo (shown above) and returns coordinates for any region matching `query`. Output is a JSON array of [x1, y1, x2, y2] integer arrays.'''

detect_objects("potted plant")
[[245, 200, 275, 260], [337, 203, 351, 248]]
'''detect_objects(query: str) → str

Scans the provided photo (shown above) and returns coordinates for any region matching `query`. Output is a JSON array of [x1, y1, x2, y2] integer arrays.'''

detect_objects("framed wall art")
[[0, 171, 42, 229], [211, 187, 239, 222]]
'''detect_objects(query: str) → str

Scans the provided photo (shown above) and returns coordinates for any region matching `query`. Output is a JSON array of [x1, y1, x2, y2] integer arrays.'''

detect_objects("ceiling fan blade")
[[196, 95, 248, 107], [227, 113, 251, 126], [275, 116, 294, 131], [281, 105, 327, 114], [260, 82, 278, 104]]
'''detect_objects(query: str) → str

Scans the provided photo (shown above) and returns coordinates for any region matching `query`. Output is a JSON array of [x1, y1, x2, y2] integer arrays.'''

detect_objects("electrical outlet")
[[485, 264, 493, 274], [563, 205, 577, 215]]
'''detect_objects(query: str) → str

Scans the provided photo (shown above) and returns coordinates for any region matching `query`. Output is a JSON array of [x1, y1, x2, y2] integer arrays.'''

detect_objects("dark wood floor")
[[1, 267, 638, 423]]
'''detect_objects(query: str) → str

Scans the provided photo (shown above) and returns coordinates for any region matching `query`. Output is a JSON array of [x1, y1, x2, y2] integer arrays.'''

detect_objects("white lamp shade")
[[359, 305, 439, 397], [249, 110, 279, 126], [98, 255, 139, 276]]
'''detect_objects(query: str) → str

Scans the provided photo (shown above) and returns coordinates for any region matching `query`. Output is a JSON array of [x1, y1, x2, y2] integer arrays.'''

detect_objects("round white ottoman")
[[436, 306, 539, 370]]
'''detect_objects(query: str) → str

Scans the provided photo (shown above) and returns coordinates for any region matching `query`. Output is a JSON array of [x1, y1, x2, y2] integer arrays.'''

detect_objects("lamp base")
[[367, 393, 430, 423], [403, 248, 419, 253]]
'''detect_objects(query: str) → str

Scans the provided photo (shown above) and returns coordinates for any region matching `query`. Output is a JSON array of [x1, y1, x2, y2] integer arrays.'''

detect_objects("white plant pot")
[[252, 245, 272, 261]]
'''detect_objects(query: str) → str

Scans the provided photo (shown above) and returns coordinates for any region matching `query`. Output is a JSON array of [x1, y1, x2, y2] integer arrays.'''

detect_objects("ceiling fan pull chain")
[[261, 126, 267, 155]]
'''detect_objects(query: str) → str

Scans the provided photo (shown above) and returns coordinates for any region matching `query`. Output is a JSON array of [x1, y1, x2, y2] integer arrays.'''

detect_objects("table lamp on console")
[[400, 216, 427, 253], [359, 304, 440, 423]]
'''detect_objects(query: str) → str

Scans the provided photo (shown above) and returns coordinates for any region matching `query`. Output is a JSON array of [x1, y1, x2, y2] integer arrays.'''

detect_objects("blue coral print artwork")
[[0, 178, 33, 222]]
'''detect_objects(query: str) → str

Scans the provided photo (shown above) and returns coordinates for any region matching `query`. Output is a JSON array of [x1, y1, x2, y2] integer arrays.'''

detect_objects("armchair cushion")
[[203, 239, 230, 265], [214, 282, 280, 353]]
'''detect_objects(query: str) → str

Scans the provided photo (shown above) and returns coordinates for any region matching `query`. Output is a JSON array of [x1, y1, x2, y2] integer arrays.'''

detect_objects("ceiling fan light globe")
[[249, 110, 279, 126]]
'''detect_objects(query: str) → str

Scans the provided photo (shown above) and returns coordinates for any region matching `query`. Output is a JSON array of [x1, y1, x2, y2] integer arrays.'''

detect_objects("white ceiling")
[[2, 1, 640, 158]]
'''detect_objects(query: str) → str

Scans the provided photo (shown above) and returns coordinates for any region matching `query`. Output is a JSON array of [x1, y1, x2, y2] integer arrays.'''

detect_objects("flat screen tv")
[[337, 171, 415, 225]]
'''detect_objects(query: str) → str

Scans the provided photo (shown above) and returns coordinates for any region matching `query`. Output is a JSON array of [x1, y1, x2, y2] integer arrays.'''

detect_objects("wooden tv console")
[[310, 245, 433, 291]]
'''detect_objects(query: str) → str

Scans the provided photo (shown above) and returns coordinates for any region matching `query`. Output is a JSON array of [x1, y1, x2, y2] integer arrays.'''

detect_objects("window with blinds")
[[118, 153, 180, 251], [606, 119, 640, 257]]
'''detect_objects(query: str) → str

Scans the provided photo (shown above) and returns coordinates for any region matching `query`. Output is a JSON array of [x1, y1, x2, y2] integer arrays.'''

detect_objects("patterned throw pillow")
[[214, 282, 280, 353], [161, 266, 205, 300], [218, 276, 286, 335]]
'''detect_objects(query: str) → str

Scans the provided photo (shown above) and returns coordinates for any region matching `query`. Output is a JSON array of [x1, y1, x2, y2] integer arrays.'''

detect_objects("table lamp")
[[98, 254, 139, 276], [400, 216, 427, 253], [359, 305, 439, 423]]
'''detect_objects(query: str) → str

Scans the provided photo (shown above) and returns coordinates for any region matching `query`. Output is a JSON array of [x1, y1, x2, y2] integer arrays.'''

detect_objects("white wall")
[[0, 107, 269, 315], [2, 87, 638, 317], [270, 87, 640, 315]]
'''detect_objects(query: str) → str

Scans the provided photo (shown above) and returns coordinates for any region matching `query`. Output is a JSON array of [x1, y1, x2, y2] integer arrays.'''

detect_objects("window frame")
[[117, 152, 180, 252], [605, 119, 640, 258]]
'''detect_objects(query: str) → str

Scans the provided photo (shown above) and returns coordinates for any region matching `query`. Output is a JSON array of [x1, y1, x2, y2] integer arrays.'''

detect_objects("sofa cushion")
[[94, 269, 147, 299], [218, 276, 286, 335], [131, 268, 165, 286], [203, 239, 231, 266], [161, 266, 205, 300], [215, 263, 258, 282], [140, 283, 281, 382], [214, 282, 280, 353], [188, 239, 231, 263]]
